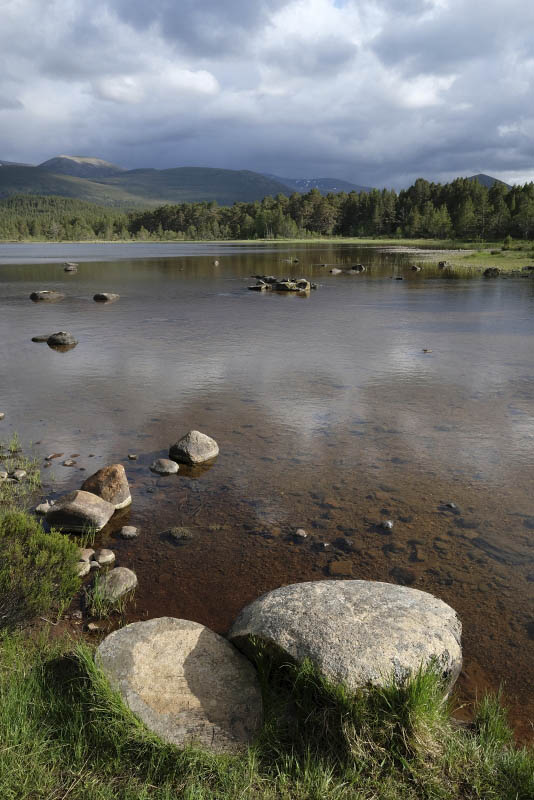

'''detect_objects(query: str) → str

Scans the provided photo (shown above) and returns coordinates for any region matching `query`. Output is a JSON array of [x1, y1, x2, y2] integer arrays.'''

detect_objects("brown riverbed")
[[0, 242, 533, 740]]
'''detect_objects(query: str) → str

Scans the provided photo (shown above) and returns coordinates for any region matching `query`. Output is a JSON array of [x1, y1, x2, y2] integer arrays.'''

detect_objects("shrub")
[[0, 510, 80, 627]]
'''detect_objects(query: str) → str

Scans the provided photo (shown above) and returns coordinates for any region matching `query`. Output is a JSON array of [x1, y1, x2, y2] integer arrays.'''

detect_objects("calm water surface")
[[1, 242, 533, 737]]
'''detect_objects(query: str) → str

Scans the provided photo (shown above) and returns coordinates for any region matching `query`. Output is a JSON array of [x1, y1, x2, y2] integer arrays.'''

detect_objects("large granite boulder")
[[96, 567, 137, 602], [96, 617, 262, 754], [229, 580, 462, 691], [45, 490, 115, 533], [81, 464, 131, 509], [169, 430, 219, 465]]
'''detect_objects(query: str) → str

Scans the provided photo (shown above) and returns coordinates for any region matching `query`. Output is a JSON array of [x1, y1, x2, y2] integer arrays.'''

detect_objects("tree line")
[[1, 177, 534, 241]]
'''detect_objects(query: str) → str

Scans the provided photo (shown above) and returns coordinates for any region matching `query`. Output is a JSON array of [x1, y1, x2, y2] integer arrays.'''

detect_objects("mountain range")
[[0, 155, 511, 207]]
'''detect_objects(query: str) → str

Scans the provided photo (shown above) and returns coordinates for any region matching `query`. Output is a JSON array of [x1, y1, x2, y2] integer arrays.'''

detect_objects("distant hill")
[[467, 173, 511, 189], [0, 162, 292, 207], [265, 174, 372, 194], [39, 155, 125, 179], [0, 159, 33, 167]]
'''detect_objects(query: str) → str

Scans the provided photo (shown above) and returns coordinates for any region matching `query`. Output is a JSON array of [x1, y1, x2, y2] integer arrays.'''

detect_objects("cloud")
[[0, 0, 533, 186]]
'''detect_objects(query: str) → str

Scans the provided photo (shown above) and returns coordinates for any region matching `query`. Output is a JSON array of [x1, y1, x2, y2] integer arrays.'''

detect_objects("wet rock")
[[64, 262, 78, 272], [330, 268, 342, 274], [150, 458, 179, 475], [13, 469, 27, 481], [120, 525, 138, 540], [31, 334, 53, 342], [96, 617, 262, 754], [381, 520, 394, 531], [0, 412, 4, 420], [90, 560, 101, 570], [79, 548, 95, 562], [483, 267, 500, 277], [62, 459, 76, 467], [169, 430, 219, 465], [248, 282, 267, 291], [30, 290, 65, 303], [47, 331, 78, 347], [411, 265, 422, 271], [229, 580, 462, 691], [82, 464, 131, 509], [96, 567, 137, 602], [93, 293, 120, 303], [94, 548, 116, 566], [77, 561, 91, 577], [46, 490, 115, 533], [128, 454, 138, 460], [294, 528, 308, 540]]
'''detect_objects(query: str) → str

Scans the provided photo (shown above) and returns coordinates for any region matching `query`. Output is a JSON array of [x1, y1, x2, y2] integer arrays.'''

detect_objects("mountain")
[[0, 162, 292, 207], [0, 159, 33, 167], [265, 174, 373, 194], [39, 155, 125, 179], [467, 173, 511, 189]]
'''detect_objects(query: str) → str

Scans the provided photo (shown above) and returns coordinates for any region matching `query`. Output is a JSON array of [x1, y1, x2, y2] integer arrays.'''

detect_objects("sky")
[[0, 0, 533, 188]]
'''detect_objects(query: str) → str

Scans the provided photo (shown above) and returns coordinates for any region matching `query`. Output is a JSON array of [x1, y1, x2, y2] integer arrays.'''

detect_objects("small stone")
[[120, 526, 139, 540], [128, 454, 138, 460], [93, 293, 120, 303], [35, 501, 52, 515], [13, 469, 27, 481], [90, 560, 101, 570], [87, 622, 100, 632], [169, 430, 219, 465], [45, 453, 63, 461], [71, 610, 83, 620], [77, 561, 91, 577], [422, 348, 432, 353], [94, 548, 116, 566], [150, 458, 179, 475], [47, 331, 78, 347], [0, 413, 4, 420], [381, 520, 394, 531], [96, 567, 137, 602], [79, 548, 95, 562], [294, 528, 308, 539], [445, 502, 457, 510], [62, 459, 76, 467], [30, 290, 65, 303], [0, 470, 8, 481]]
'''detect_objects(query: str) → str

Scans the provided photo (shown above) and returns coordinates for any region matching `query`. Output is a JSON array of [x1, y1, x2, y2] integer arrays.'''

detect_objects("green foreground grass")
[[0, 440, 533, 799]]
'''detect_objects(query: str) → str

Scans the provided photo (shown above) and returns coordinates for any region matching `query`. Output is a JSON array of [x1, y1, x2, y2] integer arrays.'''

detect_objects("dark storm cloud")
[[0, 0, 533, 186]]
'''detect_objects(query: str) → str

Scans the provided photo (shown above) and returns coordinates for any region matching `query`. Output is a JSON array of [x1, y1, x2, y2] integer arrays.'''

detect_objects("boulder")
[[81, 464, 131, 509], [229, 580, 462, 691], [96, 567, 137, 602], [169, 430, 219, 465], [93, 293, 120, 303], [46, 490, 115, 533], [150, 458, 179, 475], [483, 267, 500, 277], [120, 525, 138, 540], [29, 290, 64, 303], [96, 617, 262, 754], [47, 331, 78, 347]]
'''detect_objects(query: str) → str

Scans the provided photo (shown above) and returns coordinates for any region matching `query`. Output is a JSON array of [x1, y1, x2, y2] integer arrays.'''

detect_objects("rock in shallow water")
[[93, 293, 120, 303], [30, 290, 64, 303], [96, 617, 262, 754], [96, 567, 137, 602], [46, 490, 115, 533], [169, 430, 219, 465], [229, 580, 462, 691], [150, 458, 179, 475], [120, 525, 138, 539], [81, 464, 131, 509], [47, 331, 78, 347]]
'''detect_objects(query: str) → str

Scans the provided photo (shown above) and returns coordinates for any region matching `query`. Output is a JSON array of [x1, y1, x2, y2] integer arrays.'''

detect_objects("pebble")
[[71, 610, 83, 620], [120, 526, 139, 540], [0, 470, 7, 481], [128, 454, 138, 460], [294, 528, 308, 539], [445, 502, 457, 510], [87, 622, 100, 632], [90, 560, 101, 570], [35, 501, 52, 515], [150, 458, 179, 475], [167, 526, 194, 543], [0, 413, 5, 420], [62, 459, 76, 467], [45, 453, 63, 461], [94, 548, 116, 566], [13, 469, 27, 481], [381, 520, 394, 531]]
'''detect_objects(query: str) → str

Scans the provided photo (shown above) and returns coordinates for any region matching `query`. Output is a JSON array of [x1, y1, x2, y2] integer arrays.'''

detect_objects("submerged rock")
[[46, 490, 115, 533], [81, 464, 131, 509], [229, 580, 462, 691], [96, 617, 262, 754], [169, 430, 219, 465], [31, 334, 53, 342], [47, 331, 78, 347], [150, 458, 179, 475], [95, 567, 137, 602], [30, 290, 65, 303], [120, 525, 139, 540], [93, 293, 120, 303], [94, 548, 115, 566]]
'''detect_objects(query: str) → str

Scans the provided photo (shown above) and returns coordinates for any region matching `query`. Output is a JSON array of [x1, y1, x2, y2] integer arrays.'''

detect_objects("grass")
[[0, 632, 532, 800], [0, 433, 41, 509], [0, 509, 80, 627]]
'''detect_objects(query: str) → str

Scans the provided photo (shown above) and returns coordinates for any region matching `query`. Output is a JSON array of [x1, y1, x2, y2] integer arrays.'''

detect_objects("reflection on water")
[[0, 242, 533, 738]]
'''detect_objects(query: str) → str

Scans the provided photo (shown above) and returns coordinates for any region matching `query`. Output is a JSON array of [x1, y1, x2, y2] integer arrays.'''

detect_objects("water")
[[1, 242, 533, 737]]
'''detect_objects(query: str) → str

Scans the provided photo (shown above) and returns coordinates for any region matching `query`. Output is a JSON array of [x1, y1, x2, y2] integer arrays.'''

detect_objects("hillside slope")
[[39, 155, 125, 179], [266, 174, 372, 194]]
